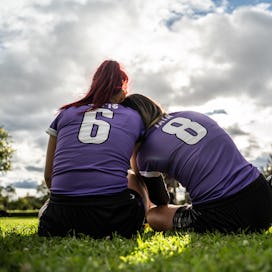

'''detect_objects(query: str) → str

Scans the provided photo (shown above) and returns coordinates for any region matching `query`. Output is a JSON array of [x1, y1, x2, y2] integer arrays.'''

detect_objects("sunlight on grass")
[[266, 226, 272, 234], [120, 228, 191, 265], [0, 217, 38, 236]]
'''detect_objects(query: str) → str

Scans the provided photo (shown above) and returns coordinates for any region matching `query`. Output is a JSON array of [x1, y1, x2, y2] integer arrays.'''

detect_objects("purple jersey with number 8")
[[137, 111, 260, 204], [47, 104, 145, 196]]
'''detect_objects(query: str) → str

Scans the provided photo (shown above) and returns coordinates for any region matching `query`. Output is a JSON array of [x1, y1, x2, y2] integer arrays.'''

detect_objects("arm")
[[44, 135, 57, 189], [130, 142, 141, 174], [130, 142, 170, 205], [142, 175, 170, 206]]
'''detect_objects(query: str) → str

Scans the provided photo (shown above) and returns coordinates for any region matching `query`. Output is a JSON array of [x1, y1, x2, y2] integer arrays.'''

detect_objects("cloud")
[[242, 135, 263, 162], [11, 180, 38, 189], [225, 123, 249, 136], [206, 109, 227, 115], [162, 4, 272, 107], [25, 166, 44, 173]]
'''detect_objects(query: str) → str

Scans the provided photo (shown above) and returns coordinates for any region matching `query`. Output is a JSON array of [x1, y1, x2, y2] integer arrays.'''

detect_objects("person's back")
[[50, 103, 144, 196], [121, 93, 272, 233], [137, 111, 259, 204], [38, 61, 149, 238]]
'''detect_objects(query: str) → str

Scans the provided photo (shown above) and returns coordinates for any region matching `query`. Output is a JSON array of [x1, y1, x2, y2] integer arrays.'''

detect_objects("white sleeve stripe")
[[46, 127, 57, 137], [127, 169, 135, 175], [139, 171, 162, 177]]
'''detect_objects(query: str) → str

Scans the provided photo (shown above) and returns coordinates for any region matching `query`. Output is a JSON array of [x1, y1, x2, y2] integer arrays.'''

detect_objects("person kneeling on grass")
[[38, 60, 149, 239], [121, 93, 272, 233]]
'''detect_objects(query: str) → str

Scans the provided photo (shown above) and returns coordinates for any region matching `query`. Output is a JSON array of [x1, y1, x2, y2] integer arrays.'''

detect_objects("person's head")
[[121, 94, 165, 129], [60, 60, 128, 110]]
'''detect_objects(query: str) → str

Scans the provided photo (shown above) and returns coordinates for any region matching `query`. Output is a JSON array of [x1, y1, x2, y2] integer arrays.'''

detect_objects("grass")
[[1, 217, 272, 272]]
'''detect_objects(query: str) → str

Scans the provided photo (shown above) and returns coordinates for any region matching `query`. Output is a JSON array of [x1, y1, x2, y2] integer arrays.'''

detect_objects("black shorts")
[[38, 188, 145, 239], [173, 175, 272, 233]]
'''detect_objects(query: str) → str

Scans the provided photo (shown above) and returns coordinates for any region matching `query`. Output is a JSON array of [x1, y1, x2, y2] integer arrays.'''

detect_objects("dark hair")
[[121, 94, 165, 129], [60, 60, 128, 110]]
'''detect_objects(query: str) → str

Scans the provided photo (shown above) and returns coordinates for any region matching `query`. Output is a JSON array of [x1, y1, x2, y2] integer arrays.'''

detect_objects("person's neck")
[[110, 92, 125, 103]]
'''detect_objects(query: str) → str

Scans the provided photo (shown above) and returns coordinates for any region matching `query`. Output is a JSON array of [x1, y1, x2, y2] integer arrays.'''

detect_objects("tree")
[[36, 180, 50, 203], [0, 185, 16, 210], [36, 180, 50, 196], [0, 127, 14, 174], [261, 154, 272, 178]]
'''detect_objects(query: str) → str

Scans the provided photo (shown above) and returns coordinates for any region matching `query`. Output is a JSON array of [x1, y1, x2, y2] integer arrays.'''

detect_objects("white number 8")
[[78, 109, 113, 144], [162, 117, 207, 145]]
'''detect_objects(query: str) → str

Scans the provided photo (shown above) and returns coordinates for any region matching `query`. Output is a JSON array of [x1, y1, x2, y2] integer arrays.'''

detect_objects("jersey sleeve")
[[46, 111, 63, 137], [139, 171, 162, 178]]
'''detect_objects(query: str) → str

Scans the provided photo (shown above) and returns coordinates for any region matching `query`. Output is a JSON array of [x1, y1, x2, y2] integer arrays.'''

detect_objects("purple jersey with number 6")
[[47, 104, 145, 196], [137, 111, 260, 204]]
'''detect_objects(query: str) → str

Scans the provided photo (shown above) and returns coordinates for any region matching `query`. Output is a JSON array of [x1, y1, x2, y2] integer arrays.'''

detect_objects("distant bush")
[[261, 154, 272, 178], [0, 209, 10, 217]]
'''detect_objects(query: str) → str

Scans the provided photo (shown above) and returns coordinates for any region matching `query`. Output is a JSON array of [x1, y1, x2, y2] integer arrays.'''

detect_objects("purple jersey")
[[47, 104, 145, 196], [137, 111, 260, 204]]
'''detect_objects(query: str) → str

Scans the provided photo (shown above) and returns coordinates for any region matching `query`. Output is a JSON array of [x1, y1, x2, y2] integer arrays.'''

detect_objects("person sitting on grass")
[[121, 93, 272, 233], [38, 60, 149, 239]]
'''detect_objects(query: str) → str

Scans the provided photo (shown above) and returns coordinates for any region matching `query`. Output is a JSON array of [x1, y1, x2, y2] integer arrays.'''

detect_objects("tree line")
[[0, 126, 49, 211], [0, 182, 49, 211]]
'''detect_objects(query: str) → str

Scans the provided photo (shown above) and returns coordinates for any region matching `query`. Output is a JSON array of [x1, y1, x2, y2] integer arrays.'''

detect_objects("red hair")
[[60, 60, 128, 110]]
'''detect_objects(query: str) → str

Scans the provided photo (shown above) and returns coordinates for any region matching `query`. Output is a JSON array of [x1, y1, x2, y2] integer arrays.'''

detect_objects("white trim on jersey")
[[139, 171, 162, 178], [46, 127, 57, 137]]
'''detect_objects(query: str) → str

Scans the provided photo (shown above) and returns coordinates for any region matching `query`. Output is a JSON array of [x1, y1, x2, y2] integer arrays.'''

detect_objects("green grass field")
[[1, 217, 272, 272]]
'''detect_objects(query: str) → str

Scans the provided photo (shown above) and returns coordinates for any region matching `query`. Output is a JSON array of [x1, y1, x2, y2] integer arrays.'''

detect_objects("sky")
[[1, 0, 272, 197]]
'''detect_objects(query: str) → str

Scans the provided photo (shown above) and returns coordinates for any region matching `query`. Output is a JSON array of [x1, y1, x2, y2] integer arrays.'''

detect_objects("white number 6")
[[78, 109, 113, 144], [162, 117, 207, 145]]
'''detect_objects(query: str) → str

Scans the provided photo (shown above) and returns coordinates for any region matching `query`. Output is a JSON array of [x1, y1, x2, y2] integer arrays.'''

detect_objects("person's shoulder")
[[118, 104, 145, 129], [170, 110, 211, 120], [118, 104, 141, 115], [169, 110, 201, 116], [64, 105, 90, 114]]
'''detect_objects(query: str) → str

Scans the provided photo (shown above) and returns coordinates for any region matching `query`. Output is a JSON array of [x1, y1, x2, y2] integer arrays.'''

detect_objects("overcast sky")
[[1, 0, 272, 195]]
